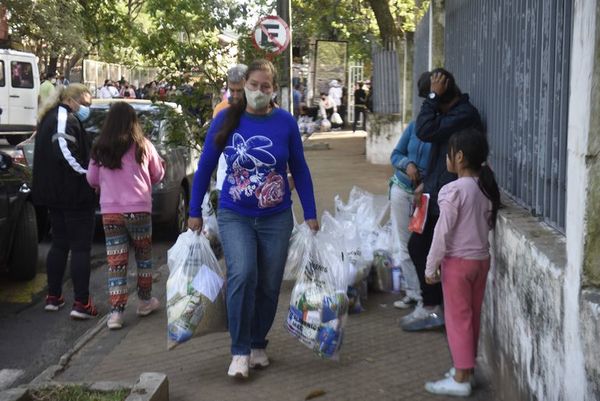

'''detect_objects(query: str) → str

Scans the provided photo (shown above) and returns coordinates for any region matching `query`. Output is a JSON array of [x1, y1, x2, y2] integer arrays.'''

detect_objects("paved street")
[[41, 132, 494, 400], [0, 215, 177, 388]]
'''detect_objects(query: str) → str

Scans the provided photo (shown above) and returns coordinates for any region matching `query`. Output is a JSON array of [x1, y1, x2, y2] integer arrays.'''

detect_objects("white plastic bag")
[[201, 192, 223, 259], [320, 118, 331, 132], [331, 112, 343, 125], [166, 230, 227, 350], [286, 230, 351, 360], [284, 223, 312, 281]]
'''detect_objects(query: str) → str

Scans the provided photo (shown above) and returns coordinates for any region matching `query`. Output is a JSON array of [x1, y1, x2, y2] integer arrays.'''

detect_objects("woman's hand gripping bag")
[[286, 229, 351, 360], [166, 230, 227, 350]]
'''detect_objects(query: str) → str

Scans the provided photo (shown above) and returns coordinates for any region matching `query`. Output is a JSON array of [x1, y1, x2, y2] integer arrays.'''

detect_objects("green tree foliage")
[[292, 0, 378, 61], [291, 0, 428, 59], [3, 0, 87, 61]]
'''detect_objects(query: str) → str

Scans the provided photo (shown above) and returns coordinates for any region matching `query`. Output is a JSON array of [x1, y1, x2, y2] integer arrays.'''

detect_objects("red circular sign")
[[252, 16, 291, 55]]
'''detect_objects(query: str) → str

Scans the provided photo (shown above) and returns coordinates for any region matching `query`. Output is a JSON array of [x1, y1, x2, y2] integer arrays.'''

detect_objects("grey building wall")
[[410, 0, 600, 400]]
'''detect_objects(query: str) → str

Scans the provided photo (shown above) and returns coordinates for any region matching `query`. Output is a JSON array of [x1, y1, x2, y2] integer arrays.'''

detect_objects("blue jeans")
[[217, 207, 294, 355]]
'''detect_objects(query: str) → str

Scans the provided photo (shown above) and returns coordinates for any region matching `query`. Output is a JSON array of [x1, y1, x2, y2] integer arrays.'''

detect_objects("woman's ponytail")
[[478, 164, 501, 228], [448, 128, 502, 228]]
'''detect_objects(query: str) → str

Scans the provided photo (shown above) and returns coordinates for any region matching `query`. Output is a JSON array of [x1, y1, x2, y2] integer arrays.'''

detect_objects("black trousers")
[[353, 106, 366, 130], [47, 208, 95, 303], [407, 213, 443, 307]]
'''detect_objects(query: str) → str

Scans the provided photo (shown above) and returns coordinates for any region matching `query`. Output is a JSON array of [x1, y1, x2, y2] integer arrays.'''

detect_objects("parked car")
[[0, 150, 39, 281], [0, 49, 39, 146], [15, 99, 199, 236]]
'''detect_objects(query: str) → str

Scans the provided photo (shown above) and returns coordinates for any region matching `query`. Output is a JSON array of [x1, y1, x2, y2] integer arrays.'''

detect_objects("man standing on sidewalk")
[[400, 68, 482, 332], [213, 64, 248, 191], [352, 81, 367, 132]]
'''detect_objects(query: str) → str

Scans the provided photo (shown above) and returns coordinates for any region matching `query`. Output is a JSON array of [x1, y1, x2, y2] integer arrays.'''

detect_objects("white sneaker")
[[249, 348, 270, 368], [137, 297, 160, 316], [445, 367, 476, 388], [425, 376, 471, 397], [399, 303, 428, 324], [393, 295, 418, 309], [107, 312, 124, 330], [227, 355, 249, 378]]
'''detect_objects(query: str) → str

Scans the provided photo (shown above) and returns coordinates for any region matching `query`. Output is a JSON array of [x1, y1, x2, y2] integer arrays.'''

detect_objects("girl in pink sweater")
[[87, 102, 165, 330], [423, 129, 500, 397]]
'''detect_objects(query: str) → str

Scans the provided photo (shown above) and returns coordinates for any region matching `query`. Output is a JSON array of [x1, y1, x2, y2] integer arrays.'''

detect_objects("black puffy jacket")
[[32, 104, 96, 210], [416, 94, 482, 216]]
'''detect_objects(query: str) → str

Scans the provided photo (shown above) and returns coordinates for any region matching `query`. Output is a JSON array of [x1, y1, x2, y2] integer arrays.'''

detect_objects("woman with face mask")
[[32, 83, 98, 320], [188, 59, 319, 379]]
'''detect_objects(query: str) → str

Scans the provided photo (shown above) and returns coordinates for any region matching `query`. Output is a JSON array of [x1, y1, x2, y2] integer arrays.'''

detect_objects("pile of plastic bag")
[[283, 186, 411, 359], [166, 230, 227, 350]]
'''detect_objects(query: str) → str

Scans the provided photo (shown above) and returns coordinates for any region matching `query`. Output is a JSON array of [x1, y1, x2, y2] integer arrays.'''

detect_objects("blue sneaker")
[[400, 305, 444, 331]]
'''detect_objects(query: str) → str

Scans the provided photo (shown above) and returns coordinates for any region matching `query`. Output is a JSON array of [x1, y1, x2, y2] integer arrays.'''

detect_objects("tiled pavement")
[[56, 132, 495, 401]]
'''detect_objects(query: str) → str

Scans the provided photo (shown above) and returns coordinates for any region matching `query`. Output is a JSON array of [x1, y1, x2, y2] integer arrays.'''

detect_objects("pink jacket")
[[426, 177, 492, 277], [86, 139, 165, 214]]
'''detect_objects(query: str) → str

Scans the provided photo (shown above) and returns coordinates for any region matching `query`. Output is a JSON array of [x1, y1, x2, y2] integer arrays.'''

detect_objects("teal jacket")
[[390, 121, 432, 192]]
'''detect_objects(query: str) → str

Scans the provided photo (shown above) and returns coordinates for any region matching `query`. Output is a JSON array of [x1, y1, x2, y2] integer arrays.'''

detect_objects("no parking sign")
[[252, 15, 290, 56]]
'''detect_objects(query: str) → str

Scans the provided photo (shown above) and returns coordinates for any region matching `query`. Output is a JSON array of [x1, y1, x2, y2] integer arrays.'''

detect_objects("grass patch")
[[30, 385, 128, 401]]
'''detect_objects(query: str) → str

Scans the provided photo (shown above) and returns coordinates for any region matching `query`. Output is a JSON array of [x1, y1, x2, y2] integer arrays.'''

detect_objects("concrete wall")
[[365, 113, 403, 165], [479, 1, 600, 400]]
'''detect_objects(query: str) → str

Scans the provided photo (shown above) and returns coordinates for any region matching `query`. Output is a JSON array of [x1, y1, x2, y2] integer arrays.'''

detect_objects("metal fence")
[[444, 0, 572, 232], [372, 44, 401, 114], [81, 59, 158, 97]]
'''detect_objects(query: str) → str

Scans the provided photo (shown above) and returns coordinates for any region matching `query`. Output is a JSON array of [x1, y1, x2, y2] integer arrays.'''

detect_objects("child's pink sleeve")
[[147, 142, 165, 184], [426, 185, 460, 277], [86, 159, 100, 189]]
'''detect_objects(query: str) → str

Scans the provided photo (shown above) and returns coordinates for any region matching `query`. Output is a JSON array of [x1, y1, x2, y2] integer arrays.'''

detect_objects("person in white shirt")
[[98, 81, 110, 98], [328, 79, 343, 108]]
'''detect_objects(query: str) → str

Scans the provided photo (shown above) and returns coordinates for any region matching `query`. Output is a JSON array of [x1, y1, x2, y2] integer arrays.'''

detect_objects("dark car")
[[84, 99, 199, 234], [0, 151, 40, 280]]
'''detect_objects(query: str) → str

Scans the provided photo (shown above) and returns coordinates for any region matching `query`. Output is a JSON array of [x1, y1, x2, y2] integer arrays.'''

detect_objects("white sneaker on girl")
[[425, 376, 471, 397], [107, 312, 124, 330], [445, 367, 477, 387]]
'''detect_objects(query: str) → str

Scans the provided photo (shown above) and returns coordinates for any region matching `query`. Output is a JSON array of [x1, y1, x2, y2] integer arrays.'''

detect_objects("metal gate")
[[444, 0, 572, 232], [347, 62, 364, 124], [371, 44, 401, 114]]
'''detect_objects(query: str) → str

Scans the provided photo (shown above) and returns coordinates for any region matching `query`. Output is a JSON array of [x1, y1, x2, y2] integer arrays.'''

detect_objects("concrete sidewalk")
[[55, 131, 493, 401]]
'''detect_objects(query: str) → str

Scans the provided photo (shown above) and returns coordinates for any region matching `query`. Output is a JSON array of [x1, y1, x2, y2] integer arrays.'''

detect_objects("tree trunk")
[[366, 0, 400, 49], [65, 55, 82, 81], [48, 56, 58, 76]]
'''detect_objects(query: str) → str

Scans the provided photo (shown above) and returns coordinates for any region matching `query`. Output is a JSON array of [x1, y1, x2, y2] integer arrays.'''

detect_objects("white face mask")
[[244, 87, 271, 110]]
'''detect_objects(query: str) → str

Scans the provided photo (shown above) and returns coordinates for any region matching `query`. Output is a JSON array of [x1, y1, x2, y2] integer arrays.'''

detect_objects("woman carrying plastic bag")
[[166, 230, 226, 350], [186, 60, 319, 379], [286, 228, 352, 360]]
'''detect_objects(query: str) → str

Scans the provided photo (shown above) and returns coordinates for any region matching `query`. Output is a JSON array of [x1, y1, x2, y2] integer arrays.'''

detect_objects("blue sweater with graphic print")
[[189, 108, 317, 219]]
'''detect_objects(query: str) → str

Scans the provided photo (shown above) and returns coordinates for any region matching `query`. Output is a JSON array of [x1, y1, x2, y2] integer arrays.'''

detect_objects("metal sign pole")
[[276, 0, 292, 112]]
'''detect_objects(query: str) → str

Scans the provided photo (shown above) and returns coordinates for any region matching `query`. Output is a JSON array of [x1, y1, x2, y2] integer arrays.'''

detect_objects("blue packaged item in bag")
[[316, 325, 341, 358]]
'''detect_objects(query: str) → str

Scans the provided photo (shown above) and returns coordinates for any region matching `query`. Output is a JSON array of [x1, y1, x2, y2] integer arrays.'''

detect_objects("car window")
[[10, 61, 34, 89], [83, 106, 161, 142], [0, 61, 5, 87]]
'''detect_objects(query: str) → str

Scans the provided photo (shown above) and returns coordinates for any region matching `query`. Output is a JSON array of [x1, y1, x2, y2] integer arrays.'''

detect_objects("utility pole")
[[276, 0, 292, 112]]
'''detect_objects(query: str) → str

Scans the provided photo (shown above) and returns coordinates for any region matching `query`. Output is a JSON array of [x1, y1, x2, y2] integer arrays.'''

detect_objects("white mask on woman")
[[244, 88, 271, 110]]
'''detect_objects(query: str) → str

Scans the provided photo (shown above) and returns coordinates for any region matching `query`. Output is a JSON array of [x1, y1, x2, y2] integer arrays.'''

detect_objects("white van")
[[0, 49, 39, 145]]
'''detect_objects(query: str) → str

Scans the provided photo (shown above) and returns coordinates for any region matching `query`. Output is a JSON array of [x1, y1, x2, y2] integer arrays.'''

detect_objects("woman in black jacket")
[[32, 83, 98, 319]]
